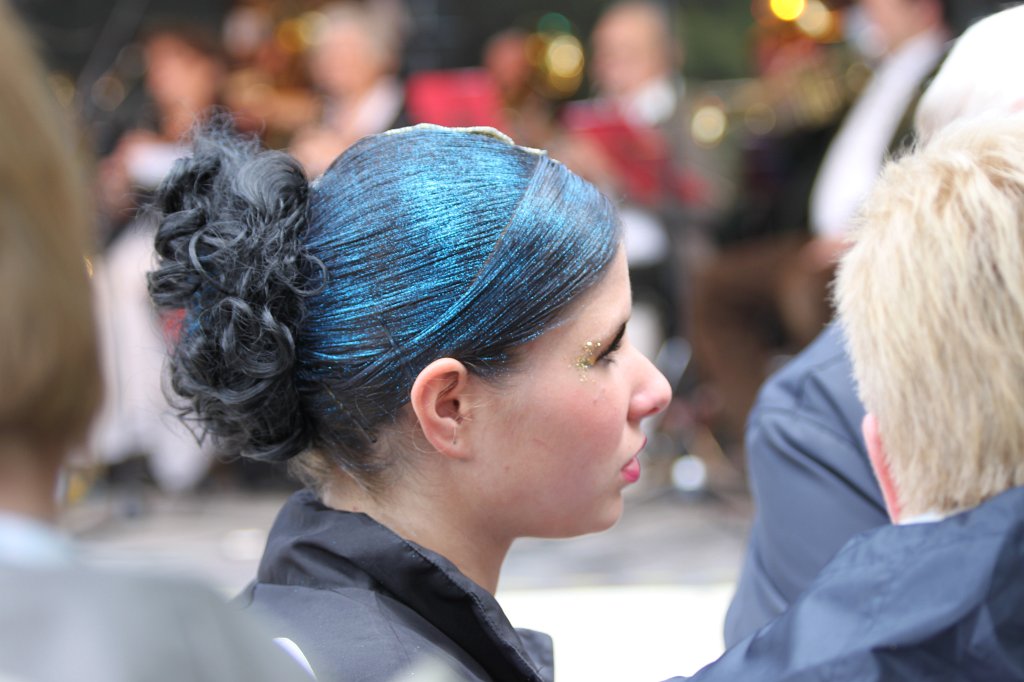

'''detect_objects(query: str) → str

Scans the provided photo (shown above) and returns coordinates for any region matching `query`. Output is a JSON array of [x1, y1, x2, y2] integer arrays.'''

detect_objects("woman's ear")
[[862, 413, 901, 523], [410, 358, 473, 460]]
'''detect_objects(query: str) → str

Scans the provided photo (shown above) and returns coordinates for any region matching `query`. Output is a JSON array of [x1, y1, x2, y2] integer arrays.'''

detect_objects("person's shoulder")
[[758, 324, 850, 406], [745, 322, 869, 478], [749, 323, 863, 435], [0, 563, 220, 610], [707, 491, 1024, 681], [812, 489, 1024, 602], [802, 490, 1024, 640], [245, 580, 491, 680], [0, 564, 309, 682]]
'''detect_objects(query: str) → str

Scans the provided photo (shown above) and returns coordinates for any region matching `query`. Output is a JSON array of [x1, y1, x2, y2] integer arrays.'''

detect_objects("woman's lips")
[[621, 438, 646, 483], [621, 455, 641, 483]]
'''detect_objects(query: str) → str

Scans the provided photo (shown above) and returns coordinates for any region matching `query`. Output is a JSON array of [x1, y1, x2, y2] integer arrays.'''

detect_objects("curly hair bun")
[[148, 121, 323, 462]]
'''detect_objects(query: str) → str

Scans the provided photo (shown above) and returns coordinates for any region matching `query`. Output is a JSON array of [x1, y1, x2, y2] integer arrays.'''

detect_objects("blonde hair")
[[915, 4, 1024, 144], [0, 1, 102, 457], [836, 115, 1024, 516]]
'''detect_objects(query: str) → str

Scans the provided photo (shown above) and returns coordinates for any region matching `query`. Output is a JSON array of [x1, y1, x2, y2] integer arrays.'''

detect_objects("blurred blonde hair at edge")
[[914, 3, 1024, 142], [0, 1, 101, 467], [835, 113, 1024, 520]]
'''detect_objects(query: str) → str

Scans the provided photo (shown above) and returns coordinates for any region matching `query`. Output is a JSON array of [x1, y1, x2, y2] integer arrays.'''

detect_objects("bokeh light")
[[90, 74, 125, 112], [298, 11, 328, 47], [275, 18, 306, 54], [769, 0, 806, 22], [537, 12, 572, 36], [529, 15, 586, 100], [545, 34, 584, 79], [691, 101, 728, 147], [795, 0, 833, 39]]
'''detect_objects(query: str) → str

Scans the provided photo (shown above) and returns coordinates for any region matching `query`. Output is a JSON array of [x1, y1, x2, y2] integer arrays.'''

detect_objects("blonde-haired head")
[[836, 114, 1024, 517], [0, 0, 101, 460], [915, 4, 1024, 145]]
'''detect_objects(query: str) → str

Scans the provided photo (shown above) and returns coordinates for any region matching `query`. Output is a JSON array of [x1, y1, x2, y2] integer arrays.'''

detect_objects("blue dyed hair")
[[150, 123, 620, 484]]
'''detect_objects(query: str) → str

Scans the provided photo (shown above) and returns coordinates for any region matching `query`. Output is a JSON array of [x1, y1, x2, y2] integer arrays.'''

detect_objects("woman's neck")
[[321, 472, 511, 594]]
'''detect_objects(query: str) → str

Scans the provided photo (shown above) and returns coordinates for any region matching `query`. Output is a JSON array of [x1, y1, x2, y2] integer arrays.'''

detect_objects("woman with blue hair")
[[149, 122, 671, 681]]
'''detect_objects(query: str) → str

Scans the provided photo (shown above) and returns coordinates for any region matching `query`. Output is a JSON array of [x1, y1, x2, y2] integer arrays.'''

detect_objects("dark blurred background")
[[16, 0, 755, 80], [14, 0, 898, 499]]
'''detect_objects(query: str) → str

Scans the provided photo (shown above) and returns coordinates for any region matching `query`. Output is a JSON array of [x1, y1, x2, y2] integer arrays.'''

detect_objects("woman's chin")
[[539, 498, 625, 539]]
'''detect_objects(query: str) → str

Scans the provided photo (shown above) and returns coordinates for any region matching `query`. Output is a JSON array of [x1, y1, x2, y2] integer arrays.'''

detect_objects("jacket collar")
[[258, 489, 552, 681]]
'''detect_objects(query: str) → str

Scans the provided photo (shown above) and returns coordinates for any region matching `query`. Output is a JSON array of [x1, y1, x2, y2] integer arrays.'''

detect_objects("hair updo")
[[149, 123, 620, 489]]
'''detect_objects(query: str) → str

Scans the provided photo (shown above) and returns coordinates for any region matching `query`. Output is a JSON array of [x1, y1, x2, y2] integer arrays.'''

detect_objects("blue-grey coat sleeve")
[[723, 323, 888, 646]]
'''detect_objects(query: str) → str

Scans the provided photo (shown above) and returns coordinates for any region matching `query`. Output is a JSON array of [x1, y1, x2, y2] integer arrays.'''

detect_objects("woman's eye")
[[577, 325, 627, 371], [596, 338, 623, 365]]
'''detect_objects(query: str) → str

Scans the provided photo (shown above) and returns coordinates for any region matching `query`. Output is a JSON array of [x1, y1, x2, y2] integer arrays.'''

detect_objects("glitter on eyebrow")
[[573, 340, 603, 380]]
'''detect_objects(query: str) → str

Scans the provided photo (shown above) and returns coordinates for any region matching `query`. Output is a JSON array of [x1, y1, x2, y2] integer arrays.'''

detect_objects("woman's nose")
[[630, 351, 672, 422]]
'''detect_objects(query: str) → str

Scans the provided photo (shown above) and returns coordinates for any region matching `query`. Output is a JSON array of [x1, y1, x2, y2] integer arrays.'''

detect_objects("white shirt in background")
[[810, 28, 947, 238]]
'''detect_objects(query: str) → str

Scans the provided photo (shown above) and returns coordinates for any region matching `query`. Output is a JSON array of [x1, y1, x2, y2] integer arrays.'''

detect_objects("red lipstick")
[[621, 455, 641, 483], [621, 438, 647, 484]]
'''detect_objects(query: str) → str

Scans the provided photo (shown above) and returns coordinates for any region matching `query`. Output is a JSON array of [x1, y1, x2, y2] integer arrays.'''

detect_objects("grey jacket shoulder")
[[0, 565, 309, 682], [240, 581, 499, 681]]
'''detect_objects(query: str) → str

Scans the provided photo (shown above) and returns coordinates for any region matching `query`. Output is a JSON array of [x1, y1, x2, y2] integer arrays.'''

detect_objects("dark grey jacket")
[[237, 489, 553, 682]]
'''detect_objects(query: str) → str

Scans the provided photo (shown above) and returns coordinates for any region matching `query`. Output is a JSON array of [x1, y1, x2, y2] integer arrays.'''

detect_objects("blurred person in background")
[[289, 0, 409, 177], [587, 0, 737, 218], [90, 21, 227, 493], [477, 26, 625, 198], [688, 0, 992, 454], [481, 28, 566, 151], [482, 28, 541, 131], [590, 0, 684, 133], [96, 22, 226, 230], [725, 2, 1020, 646], [572, 0, 739, 425], [687, 36, 854, 452], [0, 3, 309, 679], [674, 111, 1024, 682], [808, 0, 948, 255], [148, 122, 671, 681], [221, 2, 320, 147]]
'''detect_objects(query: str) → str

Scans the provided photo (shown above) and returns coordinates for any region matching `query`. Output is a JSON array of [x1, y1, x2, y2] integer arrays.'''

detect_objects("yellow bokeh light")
[[298, 11, 327, 47], [769, 0, 806, 22], [546, 35, 584, 79], [691, 103, 727, 147], [275, 19, 305, 54], [796, 0, 833, 38]]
